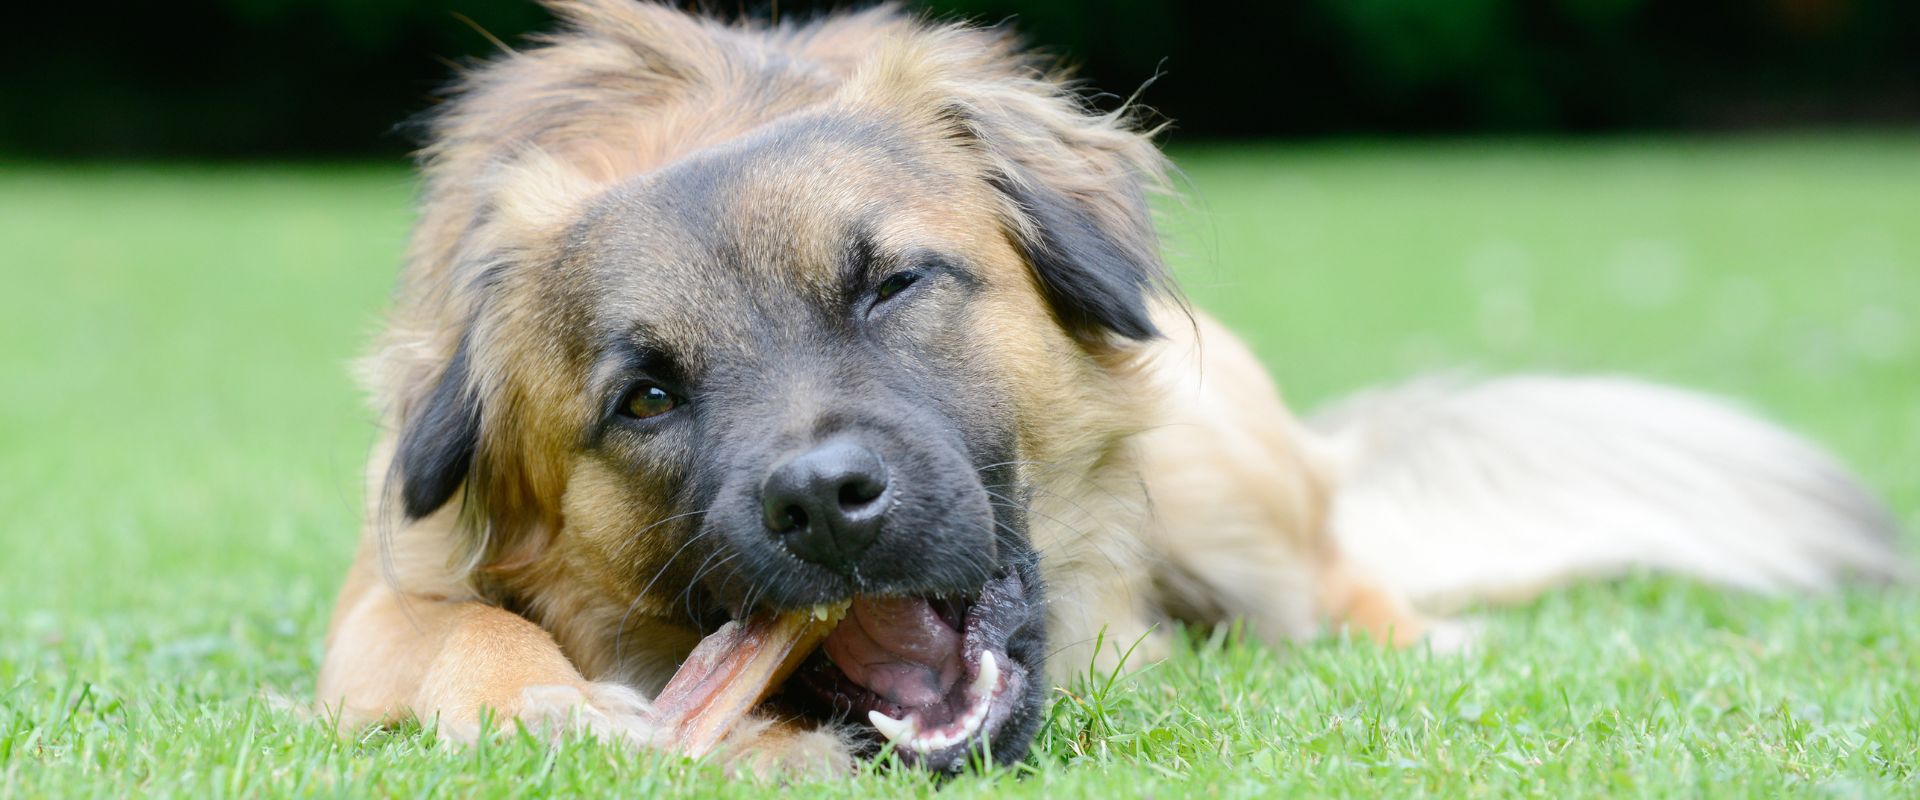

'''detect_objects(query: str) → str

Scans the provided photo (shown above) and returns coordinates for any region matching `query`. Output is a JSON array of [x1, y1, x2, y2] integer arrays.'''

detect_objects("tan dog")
[[318, 1, 1909, 774]]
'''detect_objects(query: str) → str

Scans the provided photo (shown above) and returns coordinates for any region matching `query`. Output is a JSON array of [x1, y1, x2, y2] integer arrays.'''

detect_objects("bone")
[[650, 602, 848, 759]]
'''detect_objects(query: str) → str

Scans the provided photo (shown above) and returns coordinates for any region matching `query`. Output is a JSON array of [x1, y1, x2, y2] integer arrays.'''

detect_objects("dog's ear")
[[992, 167, 1164, 341], [935, 65, 1176, 344], [395, 337, 481, 520]]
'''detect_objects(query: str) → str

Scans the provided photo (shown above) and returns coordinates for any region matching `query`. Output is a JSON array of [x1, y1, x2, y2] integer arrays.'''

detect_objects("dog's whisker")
[[613, 510, 714, 668], [673, 548, 727, 623], [974, 459, 1048, 476], [632, 512, 716, 599], [986, 492, 1117, 555], [680, 551, 740, 627]]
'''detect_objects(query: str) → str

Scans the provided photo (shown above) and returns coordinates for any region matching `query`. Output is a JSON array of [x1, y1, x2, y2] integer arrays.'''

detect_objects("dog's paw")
[[715, 717, 857, 780], [433, 681, 851, 778], [513, 681, 660, 746], [429, 680, 659, 748]]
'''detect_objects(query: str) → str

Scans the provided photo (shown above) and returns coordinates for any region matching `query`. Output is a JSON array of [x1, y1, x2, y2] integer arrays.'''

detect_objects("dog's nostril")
[[769, 504, 808, 534], [838, 476, 884, 509]]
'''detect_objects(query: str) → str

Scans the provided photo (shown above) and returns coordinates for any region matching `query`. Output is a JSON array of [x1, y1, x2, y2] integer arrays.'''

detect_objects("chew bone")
[[650, 602, 848, 759]]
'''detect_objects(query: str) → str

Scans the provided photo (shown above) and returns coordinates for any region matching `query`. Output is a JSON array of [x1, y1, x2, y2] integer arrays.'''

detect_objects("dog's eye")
[[874, 270, 921, 304], [619, 382, 680, 420]]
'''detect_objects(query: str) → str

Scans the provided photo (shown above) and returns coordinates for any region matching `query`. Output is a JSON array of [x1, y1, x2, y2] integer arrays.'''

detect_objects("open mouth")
[[779, 570, 1031, 771]]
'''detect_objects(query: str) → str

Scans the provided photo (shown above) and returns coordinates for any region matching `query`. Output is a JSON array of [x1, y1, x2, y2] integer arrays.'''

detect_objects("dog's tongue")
[[822, 597, 963, 709]]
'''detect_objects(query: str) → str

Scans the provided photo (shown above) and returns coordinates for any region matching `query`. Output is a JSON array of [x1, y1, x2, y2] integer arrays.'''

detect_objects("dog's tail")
[[1311, 375, 1910, 613]]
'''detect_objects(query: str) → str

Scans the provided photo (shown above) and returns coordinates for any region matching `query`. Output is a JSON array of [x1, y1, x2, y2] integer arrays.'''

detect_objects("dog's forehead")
[[561, 116, 981, 360]]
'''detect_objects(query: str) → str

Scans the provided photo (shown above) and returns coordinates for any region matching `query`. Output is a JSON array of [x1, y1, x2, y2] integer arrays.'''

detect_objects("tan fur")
[[319, 0, 1593, 772]]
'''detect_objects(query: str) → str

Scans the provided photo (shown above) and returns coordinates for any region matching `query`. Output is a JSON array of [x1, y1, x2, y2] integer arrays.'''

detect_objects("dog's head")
[[375, 2, 1170, 771]]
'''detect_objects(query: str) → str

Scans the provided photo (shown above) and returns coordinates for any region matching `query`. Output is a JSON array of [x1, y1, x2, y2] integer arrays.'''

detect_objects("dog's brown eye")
[[875, 270, 921, 303], [621, 382, 679, 420]]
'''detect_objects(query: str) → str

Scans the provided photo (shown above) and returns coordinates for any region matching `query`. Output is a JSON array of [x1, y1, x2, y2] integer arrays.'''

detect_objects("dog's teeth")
[[953, 697, 986, 739], [867, 656, 998, 755], [970, 650, 999, 697], [868, 710, 917, 744], [917, 729, 960, 751]]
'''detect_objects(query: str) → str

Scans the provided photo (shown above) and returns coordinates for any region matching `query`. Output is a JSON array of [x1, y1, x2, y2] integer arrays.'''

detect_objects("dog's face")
[[559, 119, 1027, 614], [384, 13, 1169, 771], [553, 119, 1055, 768]]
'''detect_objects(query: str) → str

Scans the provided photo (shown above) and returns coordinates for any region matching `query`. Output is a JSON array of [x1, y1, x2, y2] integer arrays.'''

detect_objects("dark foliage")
[[4, 0, 1916, 157]]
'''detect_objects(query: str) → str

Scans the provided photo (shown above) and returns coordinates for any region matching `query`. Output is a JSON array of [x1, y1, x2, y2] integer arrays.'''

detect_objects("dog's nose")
[[762, 439, 890, 572]]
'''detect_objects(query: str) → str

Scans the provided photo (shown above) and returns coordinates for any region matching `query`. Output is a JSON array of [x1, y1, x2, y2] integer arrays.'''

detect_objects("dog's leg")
[[1312, 562, 1436, 648], [317, 550, 656, 746], [318, 540, 852, 774]]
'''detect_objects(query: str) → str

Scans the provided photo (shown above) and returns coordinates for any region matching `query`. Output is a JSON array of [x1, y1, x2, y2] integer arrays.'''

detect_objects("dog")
[[317, 0, 1910, 775]]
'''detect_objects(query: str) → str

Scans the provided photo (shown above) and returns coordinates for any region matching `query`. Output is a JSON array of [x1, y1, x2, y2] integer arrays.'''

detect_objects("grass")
[[3, 135, 1918, 797]]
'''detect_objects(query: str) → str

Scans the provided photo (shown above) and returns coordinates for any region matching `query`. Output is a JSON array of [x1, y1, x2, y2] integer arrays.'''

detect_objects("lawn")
[[2, 136, 1917, 797]]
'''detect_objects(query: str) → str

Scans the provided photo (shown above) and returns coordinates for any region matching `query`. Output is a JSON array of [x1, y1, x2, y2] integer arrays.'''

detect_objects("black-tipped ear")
[[396, 338, 481, 520], [998, 175, 1162, 342]]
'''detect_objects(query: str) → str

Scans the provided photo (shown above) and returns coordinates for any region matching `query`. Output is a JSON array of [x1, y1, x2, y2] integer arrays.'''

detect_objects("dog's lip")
[[779, 571, 1030, 771]]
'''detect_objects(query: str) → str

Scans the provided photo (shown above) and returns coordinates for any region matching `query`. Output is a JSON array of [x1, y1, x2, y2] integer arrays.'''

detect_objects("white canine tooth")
[[868, 710, 917, 745], [971, 651, 1000, 697]]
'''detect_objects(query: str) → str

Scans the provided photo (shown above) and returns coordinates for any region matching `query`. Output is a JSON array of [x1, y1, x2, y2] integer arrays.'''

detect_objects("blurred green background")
[[4, 0, 1918, 157]]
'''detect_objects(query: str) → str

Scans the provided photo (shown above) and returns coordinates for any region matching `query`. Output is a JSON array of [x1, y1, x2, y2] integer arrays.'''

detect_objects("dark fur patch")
[[996, 174, 1162, 341], [397, 337, 482, 520]]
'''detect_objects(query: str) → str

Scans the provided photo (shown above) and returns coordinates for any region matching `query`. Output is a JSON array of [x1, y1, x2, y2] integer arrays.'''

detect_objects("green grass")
[[3, 136, 1918, 797]]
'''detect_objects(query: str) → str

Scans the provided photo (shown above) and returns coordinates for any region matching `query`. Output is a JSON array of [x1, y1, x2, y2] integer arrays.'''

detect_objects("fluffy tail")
[[1312, 375, 1911, 613]]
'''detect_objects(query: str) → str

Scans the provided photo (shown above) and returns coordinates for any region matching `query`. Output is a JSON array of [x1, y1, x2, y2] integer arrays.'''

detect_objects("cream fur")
[[1313, 375, 1911, 613]]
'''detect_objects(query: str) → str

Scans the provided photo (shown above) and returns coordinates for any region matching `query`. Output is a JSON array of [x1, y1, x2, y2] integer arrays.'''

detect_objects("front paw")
[[715, 717, 857, 780], [429, 680, 658, 748], [452, 683, 854, 779]]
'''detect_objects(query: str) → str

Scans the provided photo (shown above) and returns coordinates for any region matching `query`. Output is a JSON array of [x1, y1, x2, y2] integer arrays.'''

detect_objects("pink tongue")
[[821, 597, 962, 709]]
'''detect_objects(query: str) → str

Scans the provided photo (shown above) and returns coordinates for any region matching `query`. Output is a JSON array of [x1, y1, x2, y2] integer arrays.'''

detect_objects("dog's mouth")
[[780, 570, 1030, 770]]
